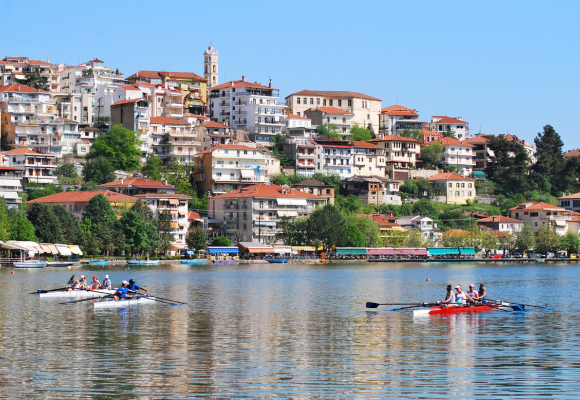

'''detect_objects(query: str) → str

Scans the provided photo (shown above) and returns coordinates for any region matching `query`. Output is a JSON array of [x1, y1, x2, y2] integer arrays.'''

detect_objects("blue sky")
[[3, 0, 579, 148]]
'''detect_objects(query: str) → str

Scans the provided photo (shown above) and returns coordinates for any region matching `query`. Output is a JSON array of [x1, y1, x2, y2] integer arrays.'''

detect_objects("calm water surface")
[[0, 261, 578, 399]]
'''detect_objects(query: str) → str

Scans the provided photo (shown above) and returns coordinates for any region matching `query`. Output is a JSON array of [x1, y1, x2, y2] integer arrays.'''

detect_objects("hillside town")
[[1, 47, 580, 260]]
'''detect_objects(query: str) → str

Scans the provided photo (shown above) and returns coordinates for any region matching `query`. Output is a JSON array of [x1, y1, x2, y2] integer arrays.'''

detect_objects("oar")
[[366, 302, 426, 308], [31, 287, 70, 294], [487, 298, 553, 310], [388, 302, 441, 311]]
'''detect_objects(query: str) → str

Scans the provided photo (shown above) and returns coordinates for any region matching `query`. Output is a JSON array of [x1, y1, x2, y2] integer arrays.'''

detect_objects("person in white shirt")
[[102, 275, 112, 290]]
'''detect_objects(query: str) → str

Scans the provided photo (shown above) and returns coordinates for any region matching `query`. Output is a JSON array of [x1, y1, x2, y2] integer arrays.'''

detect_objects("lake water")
[[0, 261, 578, 399]]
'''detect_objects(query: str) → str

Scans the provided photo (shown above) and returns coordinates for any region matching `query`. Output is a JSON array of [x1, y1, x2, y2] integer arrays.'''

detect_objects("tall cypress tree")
[[532, 125, 565, 194]]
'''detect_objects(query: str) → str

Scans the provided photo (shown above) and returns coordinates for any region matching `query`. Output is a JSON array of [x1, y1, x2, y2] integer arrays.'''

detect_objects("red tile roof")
[[352, 141, 383, 149], [429, 172, 475, 181], [286, 90, 381, 101], [25, 190, 136, 205], [463, 136, 490, 144], [0, 166, 22, 172], [158, 71, 207, 81], [27, 59, 52, 66], [200, 121, 229, 129], [127, 70, 163, 80], [97, 177, 175, 189], [564, 149, 580, 158], [286, 112, 310, 120], [150, 117, 189, 125], [134, 193, 191, 199], [435, 117, 468, 124], [211, 183, 327, 200], [188, 211, 201, 221], [89, 58, 104, 63], [111, 98, 143, 108], [380, 104, 418, 116], [362, 214, 401, 228], [210, 80, 277, 90], [509, 202, 565, 211], [433, 136, 475, 147], [0, 83, 48, 93], [120, 85, 141, 91], [199, 144, 260, 154], [559, 192, 580, 200], [422, 129, 442, 137], [2, 147, 55, 156], [477, 216, 524, 224], [307, 106, 352, 115], [369, 134, 420, 143]]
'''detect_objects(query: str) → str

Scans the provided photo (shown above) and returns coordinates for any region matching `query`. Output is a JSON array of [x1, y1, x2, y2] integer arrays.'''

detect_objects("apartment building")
[[60, 58, 128, 122], [429, 172, 476, 205], [150, 117, 199, 163], [197, 121, 233, 150], [368, 134, 420, 179], [558, 192, 580, 212], [127, 70, 208, 115], [352, 141, 386, 176], [97, 177, 191, 249], [1, 148, 57, 185], [463, 135, 494, 171], [294, 142, 317, 177], [340, 175, 401, 206], [423, 129, 443, 144], [429, 116, 471, 140], [313, 138, 354, 180], [193, 144, 280, 195], [432, 136, 475, 176], [113, 83, 184, 120], [396, 215, 440, 240], [110, 98, 151, 158], [510, 202, 571, 235], [284, 113, 314, 138], [209, 77, 284, 143], [0, 57, 52, 88], [292, 179, 335, 205], [208, 183, 327, 244], [476, 216, 524, 235], [0, 164, 24, 208], [304, 107, 354, 137], [379, 104, 424, 135], [285, 90, 381, 133]]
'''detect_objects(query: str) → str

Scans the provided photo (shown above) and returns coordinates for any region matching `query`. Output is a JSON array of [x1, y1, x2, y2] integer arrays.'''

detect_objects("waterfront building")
[[509, 202, 571, 235], [476, 215, 524, 235], [429, 116, 471, 140], [428, 172, 476, 205], [193, 144, 280, 195], [285, 90, 381, 133], [340, 175, 401, 206], [1, 147, 57, 185], [396, 215, 440, 240], [304, 107, 354, 137], [208, 183, 328, 244], [292, 179, 335, 205], [209, 76, 284, 143], [24, 190, 137, 220], [431, 136, 475, 176]]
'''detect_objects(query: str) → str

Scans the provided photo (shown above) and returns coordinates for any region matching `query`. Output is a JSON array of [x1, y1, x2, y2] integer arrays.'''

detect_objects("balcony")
[[233, 111, 247, 115], [233, 100, 247, 106], [219, 102, 231, 107], [296, 153, 315, 158], [255, 120, 283, 125], [165, 103, 182, 108]]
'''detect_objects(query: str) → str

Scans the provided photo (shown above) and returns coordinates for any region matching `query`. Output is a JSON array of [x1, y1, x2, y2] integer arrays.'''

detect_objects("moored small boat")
[[213, 260, 237, 264], [267, 258, 289, 263], [46, 262, 75, 268], [39, 289, 115, 299], [413, 304, 500, 317], [13, 261, 48, 268], [94, 296, 157, 308], [181, 259, 207, 265], [127, 260, 160, 265], [89, 260, 108, 266]]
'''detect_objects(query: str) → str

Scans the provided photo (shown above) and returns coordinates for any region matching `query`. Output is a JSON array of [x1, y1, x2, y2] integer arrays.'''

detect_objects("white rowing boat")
[[39, 289, 115, 299], [93, 296, 157, 308]]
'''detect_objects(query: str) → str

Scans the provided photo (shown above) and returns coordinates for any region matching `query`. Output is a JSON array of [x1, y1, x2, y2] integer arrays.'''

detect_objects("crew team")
[[67, 275, 148, 301], [442, 283, 487, 306]]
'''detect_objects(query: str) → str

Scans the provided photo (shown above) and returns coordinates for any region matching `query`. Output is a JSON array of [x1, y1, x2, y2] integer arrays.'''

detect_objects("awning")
[[459, 247, 476, 255], [335, 248, 367, 255], [68, 245, 83, 255], [428, 247, 460, 255], [291, 246, 317, 252], [56, 245, 72, 256], [273, 246, 292, 254], [555, 220, 567, 227], [30, 178, 55, 184], [170, 222, 179, 228], [0, 179, 21, 187], [255, 221, 276, 226], [179, 210, 187, 216], [169, 199, 179, 205], [238, 242, 275, 253], [240, 169, 254, 178], [472, 171, 485, 178], [179, 221, 188, 227], [2, 242, 31, 252], [40, 244, 53, 254], [276, 198, 308, 206], [46, 244, 59, 255], [208, 246, 239, 254], [170, 210, 178, 214], [0, 192, 19, 199], [367, 248, 429, 255], [277, 210, 298, 217]]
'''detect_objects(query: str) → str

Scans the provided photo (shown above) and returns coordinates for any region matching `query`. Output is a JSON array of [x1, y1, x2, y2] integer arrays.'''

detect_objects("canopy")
[[255, 221, 276, 226], [335, 248, 367, 255], [428, 247, 460, 255], [240, 169, 254, 178], [273, 246, 292, 254], [0, 192, 19, 200], [238, 242, 275, 253], [170, 210, 178, 214], [276, 198, 307, 206], [40, 244, 53, 254], [292, 246, 317, 252], [169, 199, 179, 205], [68, 245, 83, 255], [208, 246, 239, 254], [472, 171, 485, 178], [179, 210, 187, 216], [277, 210, 298, 217], [0, 179, 21, 188], [367, 248, 429, 255], [31, 178, 55, 184], [46, 244, 59, 255], [56, 245, 72, 256]]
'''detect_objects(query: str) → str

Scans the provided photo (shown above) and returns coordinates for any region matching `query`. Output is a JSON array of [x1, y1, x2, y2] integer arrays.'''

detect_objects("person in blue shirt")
[[113, 281, 137, 301], [127, 279, 148, 296]]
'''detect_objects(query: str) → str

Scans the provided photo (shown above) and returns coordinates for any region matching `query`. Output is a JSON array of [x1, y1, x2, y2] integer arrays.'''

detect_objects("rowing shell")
[[413, 303, 512, 317], [39, 289, 116, 299], [94, 297, 157, 309]]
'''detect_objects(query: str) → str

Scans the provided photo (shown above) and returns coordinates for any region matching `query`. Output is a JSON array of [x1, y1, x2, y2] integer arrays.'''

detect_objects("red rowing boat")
[[413, 304, 497, 316]]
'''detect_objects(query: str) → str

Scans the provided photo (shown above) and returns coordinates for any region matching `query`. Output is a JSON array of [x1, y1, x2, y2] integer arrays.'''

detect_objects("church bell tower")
[[204, 45, 218, 88]]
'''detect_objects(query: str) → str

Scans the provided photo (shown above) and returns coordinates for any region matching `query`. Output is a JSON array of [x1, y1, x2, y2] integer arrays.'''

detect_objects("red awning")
[[247, 248, 275, 253]]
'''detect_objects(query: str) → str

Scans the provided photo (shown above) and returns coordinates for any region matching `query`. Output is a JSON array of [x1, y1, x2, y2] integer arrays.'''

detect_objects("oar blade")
[[366, 302, 380, 308]]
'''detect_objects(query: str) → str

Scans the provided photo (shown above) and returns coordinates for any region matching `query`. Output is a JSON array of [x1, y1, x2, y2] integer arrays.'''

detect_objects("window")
[[310, 98, 314, 104], [338, 100, 342, 106], [461, 183, 465, 188], [348, 100, 351, 106], [455, 191, 460, 197], [329, 99, 333, 106], [317, 98, 320, 105], [468, 191, 472, 196], [448, 183, 452, 188], [303, 98, 307, 104], [297, 112, 300, 117], [468, 183, 473, 188], [456, 183, 460, 188], [530, 212, 538, 217], [297, 97, 301, 104]]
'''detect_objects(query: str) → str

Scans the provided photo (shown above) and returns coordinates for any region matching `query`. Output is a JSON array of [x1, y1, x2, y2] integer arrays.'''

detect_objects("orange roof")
[[422, 129, 442, 136], [564, 150, 580, 157], [120, 85, 141, 91], [200, 121, 229, 129], [477, 216, 524, 224], [363, 214, 400, 227], [432, 136, 475, 147], [188, 211, 201, 221], [134, 193, 191, 199], [25, 190, 136, 205], [210, 79, 277, 90], [1, 147, 55, 156], [127, 70, 163, 80], [569, 216, 580, 223], [307, 106, 352, 115], [159, 71, 206, 81], [199, 144, 260, 154], [352, 141, 383, 149], [0, 83, 48, 93], [111, 98, 143, 107], [211, 183, 327, 200], [27, 59, 52, 66], [509, 202, 565, 211], [286, 90, 381, 101], [380, 104, 418, 116], [286, 112, 310, 120], [150, 117, 189, 125], [369, 134, 420, 143], [97, 177, 175, 189], [463, 136, 490, 144], [429, 172, 475, 181], [435, 116, 468, 124], [559, 192, 580, 200]]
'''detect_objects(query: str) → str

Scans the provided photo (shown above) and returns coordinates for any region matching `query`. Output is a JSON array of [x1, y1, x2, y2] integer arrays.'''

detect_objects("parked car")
[[133, 173, 145, 178], [546, 252, 555, 259], [73, 163, 83, 168], [558, 253, 567, 259], [513, 252, 523, 258], [489, 254, 502, 259], [502, 253, 512, 259]]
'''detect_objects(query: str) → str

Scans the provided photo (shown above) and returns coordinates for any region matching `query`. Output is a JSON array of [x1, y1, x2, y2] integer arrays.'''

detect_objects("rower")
[[466, 284, 479, 301], [113, 281, 137, 301], [442, 284, 456, 306], [455, 285, 476, 305], [102, 275, 112, 290], [478, 284, 487, 303], [89, 275, 101, 290], [78, 275, 88, 290], [127, 279, 148, 297], [67, 275, 79, 291]]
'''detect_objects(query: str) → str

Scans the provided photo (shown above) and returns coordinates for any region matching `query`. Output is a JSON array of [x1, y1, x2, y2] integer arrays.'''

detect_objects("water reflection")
[[0, 262, 579, 398]]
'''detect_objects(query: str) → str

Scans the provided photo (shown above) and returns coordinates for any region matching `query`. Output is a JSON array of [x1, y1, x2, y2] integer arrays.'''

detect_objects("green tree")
[[378, 203, 413, 217], [316, 122, 341, 140], [400, 179, 432, 198], [421, 141, 444, 169], [351, 215, 382, 247], [55, 164, 79, 178], [532, 125, 565, 195], [412, 198, 440, 219], [88, 124, 142, 170], [82, 156, 116, 185], [27, 183, 60, 201], [279, 216, 311, 245], [128, 200, 160, 250], [269, 134, 295, 167], [514, 222, 535, 252], [83, 194, 116, 224], [0, 198, 10, 241], [486, 135, 530, 194], [27, 203, 64, 243], [439, 209, 471, 230], [186, 227, 207, 252], [212, 236, 231, 246], [158, 210, 175, 252], [52, 205, 81, 244], [8, 212, 37, 241], [404, 229, 428, 247], [382, 230, 409, 247], [161, 161, 194, 195], [15, 72, 48, 91], [344, 223, 365, 247], [121, 210, 152, 253], [535, 224, 560, 253], [400, 128, 424, 142], [307, 204, 347, 252], [350, 123, 373, 141], [560, 232, 580, 255], [141, 155, 162, 181], [443, 126, 456, 138]]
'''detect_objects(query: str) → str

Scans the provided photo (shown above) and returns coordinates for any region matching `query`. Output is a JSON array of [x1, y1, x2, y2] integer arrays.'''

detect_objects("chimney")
[[242, 76, 246, 82], [269, 78, 272, 88], [493, 216, 496, 221], [458, 117, 463, 121], [230, 81, 233, 87], [121, 178, 124, 184], [390, 211, 394, 218]]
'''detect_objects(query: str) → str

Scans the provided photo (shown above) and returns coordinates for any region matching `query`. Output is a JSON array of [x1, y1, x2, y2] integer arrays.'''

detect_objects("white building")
[[397, 215, 440, 240], [430, 116, 471, 140], [304, 107, 354, 137], [379, 104, 423, 135], [0, 162, 24, 208], [150, 117, 199, 163], [209, 76, 284, 143], [112, 83, 184, 120], [209, 183, 328, 244], [510, 202, 571, 235], [313, 138, 354, 180], [1, 148, 57, 186], [110, 98, 151, 158], [433, 136, 475, 176], [284, 113, 314, 138]]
